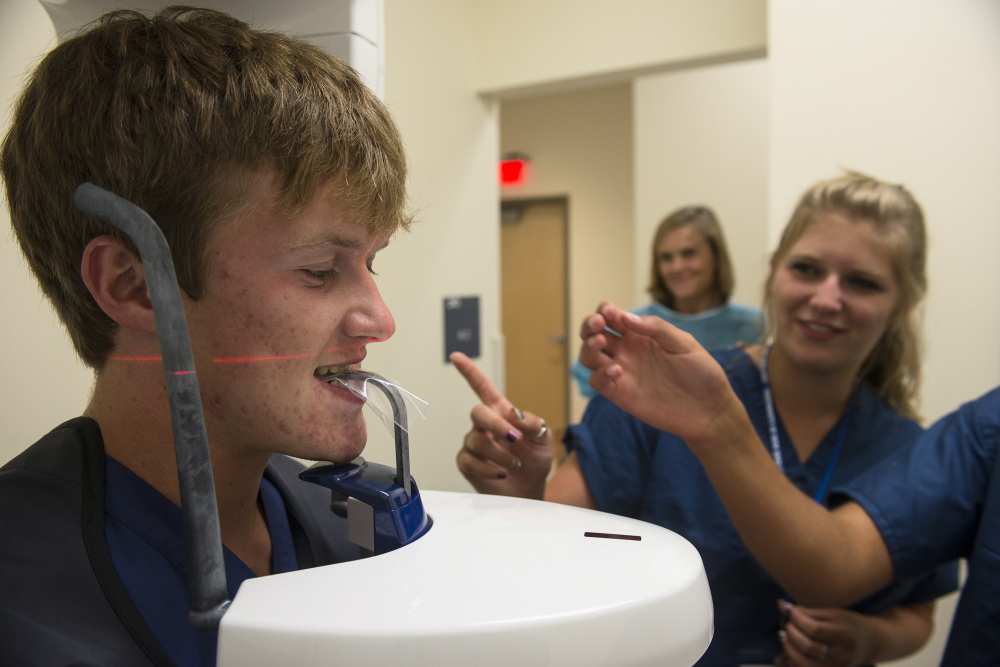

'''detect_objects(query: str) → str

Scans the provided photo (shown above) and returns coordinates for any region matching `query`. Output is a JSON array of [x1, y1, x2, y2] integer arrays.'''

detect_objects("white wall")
[[362, 0, 768, 487], [500, 84, 634, 423], [0, 1, 769, 486], [470, 0, 766, 97], [769, 0, 1000, 423], [634, 58, 770, 312], [364, 0, 498, 492], [769, 2, 1000, 665], [0, 0, 90, 463]]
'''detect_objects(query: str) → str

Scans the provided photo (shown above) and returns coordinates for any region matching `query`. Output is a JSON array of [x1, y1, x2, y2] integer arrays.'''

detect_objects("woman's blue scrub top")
[[566, 347, 959, 666]]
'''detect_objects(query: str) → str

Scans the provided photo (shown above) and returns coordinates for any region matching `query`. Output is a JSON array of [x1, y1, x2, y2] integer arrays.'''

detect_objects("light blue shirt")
[[572, 301, 763, 398]]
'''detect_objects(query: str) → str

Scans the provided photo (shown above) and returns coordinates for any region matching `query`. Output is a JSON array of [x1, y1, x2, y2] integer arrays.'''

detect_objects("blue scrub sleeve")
[[564, 395, 659, 517], [831, 389, 1000, 579]]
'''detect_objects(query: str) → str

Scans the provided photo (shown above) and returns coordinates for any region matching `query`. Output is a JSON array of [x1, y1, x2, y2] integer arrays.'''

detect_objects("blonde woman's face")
[[655, 225, 718, 313], [770, 212, 900, 378]]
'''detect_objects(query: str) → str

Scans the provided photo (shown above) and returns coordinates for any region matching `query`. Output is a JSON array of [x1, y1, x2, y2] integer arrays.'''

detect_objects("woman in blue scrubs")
[[454, 172, 958, 667]]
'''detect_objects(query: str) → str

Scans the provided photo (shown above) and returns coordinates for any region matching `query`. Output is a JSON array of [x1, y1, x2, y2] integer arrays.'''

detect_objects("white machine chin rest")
[[218, 490, 713, 666]]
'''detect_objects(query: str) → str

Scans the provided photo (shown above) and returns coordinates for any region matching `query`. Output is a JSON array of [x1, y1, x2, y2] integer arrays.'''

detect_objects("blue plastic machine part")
[[300, 371, 431, 554], [300, 458, 431, 554]]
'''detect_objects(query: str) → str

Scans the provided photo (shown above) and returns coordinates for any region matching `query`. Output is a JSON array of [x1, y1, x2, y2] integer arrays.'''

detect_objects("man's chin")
[[315, 428, 368, 464], [280, 421, 367, 463]]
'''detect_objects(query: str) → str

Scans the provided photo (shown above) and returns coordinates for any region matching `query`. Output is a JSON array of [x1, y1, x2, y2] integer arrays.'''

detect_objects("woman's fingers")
[[780, 603, 842, 666], [507, 405, 551, 446], [468, 403, 520, 448], [457, 430, 515, 479], [451, 351, 553, 499], [452, 351, 551, 446], [450, 351, 508, 408]]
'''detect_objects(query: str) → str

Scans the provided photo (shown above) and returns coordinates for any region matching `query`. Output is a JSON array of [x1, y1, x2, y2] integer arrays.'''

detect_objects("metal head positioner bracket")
[[321, 371, 410, 496], [73, 182, 230, 629], [301, 371, 430, 553]]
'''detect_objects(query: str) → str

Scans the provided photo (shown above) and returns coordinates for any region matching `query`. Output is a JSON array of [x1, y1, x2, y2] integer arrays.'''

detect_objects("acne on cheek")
[[204, 394, 227, 420]]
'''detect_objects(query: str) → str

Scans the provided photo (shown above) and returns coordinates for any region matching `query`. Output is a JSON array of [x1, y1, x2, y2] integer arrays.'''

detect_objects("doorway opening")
[[500, 198, 570, 462]]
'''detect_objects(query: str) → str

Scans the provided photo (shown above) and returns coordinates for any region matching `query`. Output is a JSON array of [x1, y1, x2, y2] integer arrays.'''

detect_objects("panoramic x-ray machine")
[[46, 1, 714, 664]]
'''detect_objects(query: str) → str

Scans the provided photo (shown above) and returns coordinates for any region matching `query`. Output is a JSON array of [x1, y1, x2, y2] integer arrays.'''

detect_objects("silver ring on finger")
[[819, 644, 830, 661], [531, 421, 549, 443]]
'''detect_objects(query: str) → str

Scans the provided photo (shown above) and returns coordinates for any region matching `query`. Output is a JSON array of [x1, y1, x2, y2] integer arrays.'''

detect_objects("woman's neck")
[[750, 343, 858, 461], [672, 290, 724, 315]]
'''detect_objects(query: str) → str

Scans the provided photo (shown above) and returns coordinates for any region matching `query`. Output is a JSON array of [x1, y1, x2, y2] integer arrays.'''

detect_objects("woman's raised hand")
[[578, 302, 740, 446], [451, 352, 552, 499]]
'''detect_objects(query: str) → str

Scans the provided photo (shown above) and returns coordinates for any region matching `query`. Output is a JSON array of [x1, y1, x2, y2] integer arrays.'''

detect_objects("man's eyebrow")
[[287, 234, 366, 251]]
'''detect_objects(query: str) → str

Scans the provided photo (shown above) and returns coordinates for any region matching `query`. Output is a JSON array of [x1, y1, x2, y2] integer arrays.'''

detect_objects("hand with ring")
[[777, 600, 882, 667], [451, 352, 553, 499]]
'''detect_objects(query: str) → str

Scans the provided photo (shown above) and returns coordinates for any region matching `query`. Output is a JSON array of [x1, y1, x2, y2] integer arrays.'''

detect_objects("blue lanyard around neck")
[[759, 345, 853, 503]]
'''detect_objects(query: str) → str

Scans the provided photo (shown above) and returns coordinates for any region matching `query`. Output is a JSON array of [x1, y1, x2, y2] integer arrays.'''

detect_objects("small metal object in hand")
[[531, 421, 549, 443]]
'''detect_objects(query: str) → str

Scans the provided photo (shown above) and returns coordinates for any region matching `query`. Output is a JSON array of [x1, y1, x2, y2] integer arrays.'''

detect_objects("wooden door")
[[500, 199, 569, 460]]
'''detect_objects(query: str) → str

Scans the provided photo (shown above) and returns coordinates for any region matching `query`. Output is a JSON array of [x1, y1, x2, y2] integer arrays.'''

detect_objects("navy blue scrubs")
[[836, 386, 1000, 666], [566, 347, 959, 667], [105, 457, 299, 667]]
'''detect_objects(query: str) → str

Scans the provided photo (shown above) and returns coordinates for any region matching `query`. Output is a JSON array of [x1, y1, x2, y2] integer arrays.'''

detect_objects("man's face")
[[183, 175, 394, 464]]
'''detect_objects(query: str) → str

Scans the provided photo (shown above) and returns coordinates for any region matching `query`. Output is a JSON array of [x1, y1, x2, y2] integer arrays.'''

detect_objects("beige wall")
[[769, 0, 1000, 425], [769, 2, 1000, 665], [500, 84, 634, 423], [0, 1, 767, 487], [366, 0, 766, 488], [0, 0, 90, 463], [470, 0, 766, 97], [633, 58, 769, 312], [362, 0, 498, 492]]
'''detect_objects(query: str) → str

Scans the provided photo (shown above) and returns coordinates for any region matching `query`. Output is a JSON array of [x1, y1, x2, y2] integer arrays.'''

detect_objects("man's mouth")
[[315, 365, 356, 382]]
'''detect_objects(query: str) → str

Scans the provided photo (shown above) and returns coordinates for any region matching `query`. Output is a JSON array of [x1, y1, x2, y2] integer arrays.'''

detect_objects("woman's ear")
[[80, 235, 156, 332]]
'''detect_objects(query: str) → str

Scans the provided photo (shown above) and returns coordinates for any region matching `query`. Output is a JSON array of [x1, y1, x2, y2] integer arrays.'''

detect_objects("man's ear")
[[81, 235, 156, 333]]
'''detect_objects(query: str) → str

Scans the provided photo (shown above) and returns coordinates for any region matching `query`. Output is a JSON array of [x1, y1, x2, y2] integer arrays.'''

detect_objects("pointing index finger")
[[450, 351, 507, 406]]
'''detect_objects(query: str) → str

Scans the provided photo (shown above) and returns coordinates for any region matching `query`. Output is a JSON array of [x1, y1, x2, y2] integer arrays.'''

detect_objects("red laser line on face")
[[109, 344, 370, 365]]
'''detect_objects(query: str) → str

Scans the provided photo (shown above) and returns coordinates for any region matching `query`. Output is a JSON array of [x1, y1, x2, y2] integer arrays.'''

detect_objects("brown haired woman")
[[572, 206, 762, 397]]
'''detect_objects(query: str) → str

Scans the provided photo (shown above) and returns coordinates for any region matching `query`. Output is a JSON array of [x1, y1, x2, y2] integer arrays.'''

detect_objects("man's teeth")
[[316, 365, 353, 379]]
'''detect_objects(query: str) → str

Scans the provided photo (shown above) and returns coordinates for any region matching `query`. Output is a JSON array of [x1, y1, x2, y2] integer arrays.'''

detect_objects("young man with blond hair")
[[0, 7, 410, 665]]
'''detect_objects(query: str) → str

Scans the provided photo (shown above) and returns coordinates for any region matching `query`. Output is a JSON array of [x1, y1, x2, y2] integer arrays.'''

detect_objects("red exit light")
[[499, 158, 528, 186]]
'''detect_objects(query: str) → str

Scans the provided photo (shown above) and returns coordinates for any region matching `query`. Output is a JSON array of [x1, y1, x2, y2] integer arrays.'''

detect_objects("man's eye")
[[302, 268, 335, 282]]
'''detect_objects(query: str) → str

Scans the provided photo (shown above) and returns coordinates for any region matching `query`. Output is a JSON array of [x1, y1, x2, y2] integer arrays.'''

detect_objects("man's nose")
[[347, 273, 395, 344]]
